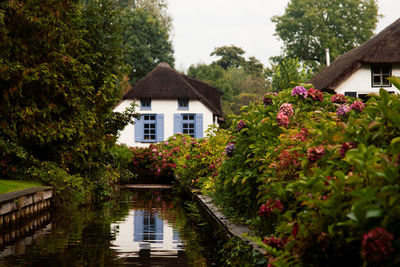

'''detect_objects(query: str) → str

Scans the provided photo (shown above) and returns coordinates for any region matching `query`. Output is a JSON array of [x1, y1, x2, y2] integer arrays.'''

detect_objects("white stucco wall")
[[335, 64, 400, 95], [113, 99, 216, 147]]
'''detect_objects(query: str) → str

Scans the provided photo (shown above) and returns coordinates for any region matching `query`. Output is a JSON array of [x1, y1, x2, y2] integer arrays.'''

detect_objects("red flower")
[[307, 145, 325, 162], [276, 112, 290, 127], [362, 227, 394, 263], [292, 222, 299, 237], [340, 142, 357, 158], [307, 88, 323, 101]]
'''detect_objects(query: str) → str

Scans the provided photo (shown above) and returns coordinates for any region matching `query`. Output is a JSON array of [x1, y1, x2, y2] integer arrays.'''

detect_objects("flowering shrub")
[[259, 199, 284, 217], [362, 227, 394, 263], [350, 100, 365, 112], [225, 142, 236, 157], [336, 104, 350, 117], [279, 103, 294, 117], [291, 86, 307, 98], [331, 93, 347, 103], [237, 120, 247, 132], [307, 88, 323, 101], [307, 145, 325, 162], [130, 85, 400, 265]]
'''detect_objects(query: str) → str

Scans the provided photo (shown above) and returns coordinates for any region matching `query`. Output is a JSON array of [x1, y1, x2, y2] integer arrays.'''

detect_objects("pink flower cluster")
[[277, 103, 294, 127], [307, 145, 325, 162], [291, 86, 307, 98], [292, 128, 310, 142], [350, 101, 365, 112], [279, 103, 294, 116], [307, 88, 323, 102], [362, 227, 394, 263], [340, 142, 357, 158], [336, 104, 350, 117], [237, 120, 247, 132], [259, 199, 284, 217], [331, 93, 347, 104], [262, 235, 287, 249]]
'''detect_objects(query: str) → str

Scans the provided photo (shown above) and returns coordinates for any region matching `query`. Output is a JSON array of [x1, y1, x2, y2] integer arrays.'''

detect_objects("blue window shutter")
[[156, 114, 164, 142], [174, 113, 182, 134], [134, 117, 143, 142], [195, 114, 203, 138]]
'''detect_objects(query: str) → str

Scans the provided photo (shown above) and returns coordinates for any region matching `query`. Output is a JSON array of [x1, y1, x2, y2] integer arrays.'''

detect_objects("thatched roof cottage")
[[310, 18, 400, 100], [114, 63, 223, 147]]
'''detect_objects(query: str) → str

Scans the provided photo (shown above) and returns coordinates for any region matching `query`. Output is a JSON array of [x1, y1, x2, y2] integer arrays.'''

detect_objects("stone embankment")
[[0, 187, 53, 227]]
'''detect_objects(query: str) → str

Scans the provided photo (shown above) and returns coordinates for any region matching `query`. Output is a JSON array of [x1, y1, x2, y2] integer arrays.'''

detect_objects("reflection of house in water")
[[111, 208, 186, 264]]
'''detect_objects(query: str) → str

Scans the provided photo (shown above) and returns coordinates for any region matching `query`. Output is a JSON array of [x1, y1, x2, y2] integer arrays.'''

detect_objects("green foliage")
[[187, 61, 269, 118], [266, 57, 313, 91], [210, 45, 246, 70], [121, 6, 174, 84], [272, 0, 380, 66], [0, 0, 136, 202]]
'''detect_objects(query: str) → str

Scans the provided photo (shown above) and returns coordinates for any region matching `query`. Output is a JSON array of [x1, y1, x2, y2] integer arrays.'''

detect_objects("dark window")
[[143, 114, 156, 141], [371, 64, 392, 87], [140, 98, 151, 109], [357, 94, 370, 102], [178, 98, 189, 109], [345, 92, 357, 97], [182, 114, 195, 137]]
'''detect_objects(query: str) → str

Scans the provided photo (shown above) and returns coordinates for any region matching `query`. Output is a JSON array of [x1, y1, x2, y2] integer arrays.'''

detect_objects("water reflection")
[[111, 189, 189, 265], [0, 188, 212, 266]]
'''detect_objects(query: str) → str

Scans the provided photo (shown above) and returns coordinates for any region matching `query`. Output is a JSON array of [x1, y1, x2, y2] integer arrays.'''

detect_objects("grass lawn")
[[0, 180, 42, 194]]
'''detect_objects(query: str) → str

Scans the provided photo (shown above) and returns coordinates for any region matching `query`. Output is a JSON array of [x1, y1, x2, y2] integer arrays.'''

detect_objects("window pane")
[[183, 123, 188, 128], [150, 130, 155, 134], [382, 66, 391, 74], [183, 129, 188, 134], [189, 123, 194, 129], [151, 135, 155, 140], [144, 115, 149, 120], [382, 75, 390, 85], [183, 115, 188, 120], [189, 115, 194, 120], [373, 76, 381, 85], [372, 66, 380, 74], [150, 124, 155, 129]]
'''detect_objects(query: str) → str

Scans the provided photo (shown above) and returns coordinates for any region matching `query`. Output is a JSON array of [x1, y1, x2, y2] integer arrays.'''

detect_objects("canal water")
[[0, 187, 217, 266]]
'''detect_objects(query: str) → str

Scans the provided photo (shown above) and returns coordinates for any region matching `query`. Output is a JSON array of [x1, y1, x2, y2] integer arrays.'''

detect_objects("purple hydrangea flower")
[[336, 104, 350, 117], [237, 120, 247, 132], [225, 143, 236, 157], [263, 96, 273, 107], [292, 86, 307, 98]]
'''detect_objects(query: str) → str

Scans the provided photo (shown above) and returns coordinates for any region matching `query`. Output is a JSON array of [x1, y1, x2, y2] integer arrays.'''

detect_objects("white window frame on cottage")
[[134, 114, 164, 143], [174, 113, 203, 139], [371, 64, 392, 87]]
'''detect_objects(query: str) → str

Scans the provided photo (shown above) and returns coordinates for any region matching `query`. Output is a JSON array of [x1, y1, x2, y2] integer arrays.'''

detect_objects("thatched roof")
[[123, 63, 223, 117], [310, 19, 400, 92]]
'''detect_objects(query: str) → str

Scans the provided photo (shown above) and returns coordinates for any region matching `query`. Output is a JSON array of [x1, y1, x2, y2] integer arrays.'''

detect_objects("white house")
[[310, 19, 400, 99], [114, 63, 223, 147]]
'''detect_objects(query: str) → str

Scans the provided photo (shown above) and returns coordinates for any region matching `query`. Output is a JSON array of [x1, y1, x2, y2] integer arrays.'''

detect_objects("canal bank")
[[0, 187, 53, 227]]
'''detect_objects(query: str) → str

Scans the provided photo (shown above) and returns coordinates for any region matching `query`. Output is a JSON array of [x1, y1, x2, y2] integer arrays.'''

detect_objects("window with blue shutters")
[[135, 114, 164, 143], [174, 113, 203, 138], [182, 114, 195, 137]]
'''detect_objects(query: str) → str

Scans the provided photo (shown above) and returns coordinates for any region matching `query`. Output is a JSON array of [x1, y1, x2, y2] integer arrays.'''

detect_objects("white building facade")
[[114, 63, 223, 147]]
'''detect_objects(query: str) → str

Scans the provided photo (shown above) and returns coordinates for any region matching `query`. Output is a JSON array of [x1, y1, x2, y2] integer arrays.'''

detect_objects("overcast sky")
[[168, 0, 399, 71]]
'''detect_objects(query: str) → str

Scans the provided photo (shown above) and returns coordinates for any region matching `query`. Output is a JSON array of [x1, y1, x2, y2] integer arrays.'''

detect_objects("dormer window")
[[178, 97, 189, 110], [371, 64, 392, 87], [140, 98, 151, 109]]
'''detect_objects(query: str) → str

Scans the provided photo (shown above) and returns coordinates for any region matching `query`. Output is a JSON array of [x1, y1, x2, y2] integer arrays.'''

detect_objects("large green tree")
[[0, 0, 131, 197], [210, 45, 246, 70], [120, 3, 174, 84], [272, 0, 379, 66]]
